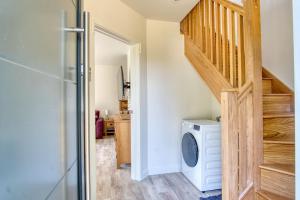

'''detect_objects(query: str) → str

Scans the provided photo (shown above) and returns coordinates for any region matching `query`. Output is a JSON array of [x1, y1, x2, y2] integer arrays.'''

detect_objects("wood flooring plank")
[[96, 138, 201, 200]]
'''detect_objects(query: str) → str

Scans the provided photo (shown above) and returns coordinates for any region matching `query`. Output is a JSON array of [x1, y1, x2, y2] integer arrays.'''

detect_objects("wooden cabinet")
[[104, 119, 115, 136], [114, 116, 131, 169]]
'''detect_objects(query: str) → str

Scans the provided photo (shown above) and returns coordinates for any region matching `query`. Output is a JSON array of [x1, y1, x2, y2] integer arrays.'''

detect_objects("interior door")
[[0, 0, 84, 199]]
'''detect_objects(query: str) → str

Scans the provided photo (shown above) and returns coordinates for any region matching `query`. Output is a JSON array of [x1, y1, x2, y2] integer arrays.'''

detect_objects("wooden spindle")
[[215, 3, 222, 72], [238, 14, 245, 88], [209, 0, 215, 63], [222, 6, 229, 79], [205, 0, 210, 58], [191, 7, 195, 41], [229, 10, 236, 87], [188, 14, 192, 38], [195, 3, 201, 47], [199, 1, 204, 52], [200, 0, 205, 52]]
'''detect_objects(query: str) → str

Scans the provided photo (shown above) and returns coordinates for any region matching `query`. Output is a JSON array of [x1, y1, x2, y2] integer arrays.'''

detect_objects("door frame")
[[87, 19, 143, 199]]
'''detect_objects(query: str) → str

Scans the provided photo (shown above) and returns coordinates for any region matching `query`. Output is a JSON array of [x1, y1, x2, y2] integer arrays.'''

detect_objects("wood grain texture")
[[262, 78, 272, 94], [215, 3, 222, 72], [209, 0, 215, 63], [237, 14, 245, 88], [263, 94, 293, 114], [260, 168, 295, 199], [263, 117, 294, 140], [96, 138, 202, 200], [205, 0, 210, 58], [229, 10, 237, 87], [221, 6, 229, 79], [264, 143, 295, 165], [262, 67, 295, 112], [243, 0, 264, 192], [221, 91, 239, 200], [239, 186, 254, 200], [238, 91, 254, 194], [259, 164, 295, 176], [114, 117, 131, 168], [257, 190, 292, 200], [200, 0, 205, 51], [212, 0, 244, 15], [262, 68, 294, 94]]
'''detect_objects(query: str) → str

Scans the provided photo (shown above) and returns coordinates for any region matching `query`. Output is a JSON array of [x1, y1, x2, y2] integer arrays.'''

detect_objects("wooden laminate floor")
[[96, 137, 202, 200]]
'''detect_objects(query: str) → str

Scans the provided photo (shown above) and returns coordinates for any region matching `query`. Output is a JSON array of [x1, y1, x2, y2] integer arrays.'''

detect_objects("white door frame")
[[128, 44, 142, 180], [88, 22, 143, 199]]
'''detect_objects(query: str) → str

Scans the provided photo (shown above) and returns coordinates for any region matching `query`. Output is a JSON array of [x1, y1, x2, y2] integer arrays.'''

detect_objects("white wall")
[[292, 0, 299, 198], [261, 0, 294, 89], [95, 64, 127, 116], [146, 20, 214, 175], [211, 96, 221, 120]]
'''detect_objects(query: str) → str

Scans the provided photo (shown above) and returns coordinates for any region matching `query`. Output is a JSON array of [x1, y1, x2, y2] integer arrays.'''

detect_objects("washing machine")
[[181, 120, 221, 191]]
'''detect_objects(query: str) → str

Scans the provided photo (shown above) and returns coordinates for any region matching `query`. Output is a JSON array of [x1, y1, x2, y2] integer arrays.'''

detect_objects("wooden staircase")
[[257, 69, 295, 200], [180, 0, 295, 199]]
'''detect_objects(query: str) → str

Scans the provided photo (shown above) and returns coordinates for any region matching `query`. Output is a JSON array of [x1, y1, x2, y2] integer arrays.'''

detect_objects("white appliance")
[[181, 120, 221, 191]]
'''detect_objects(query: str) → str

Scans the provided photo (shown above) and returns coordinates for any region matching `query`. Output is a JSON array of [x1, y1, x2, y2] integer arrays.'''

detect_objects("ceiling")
[[121, 0, 198, 22], [95, 31, 129, 67]]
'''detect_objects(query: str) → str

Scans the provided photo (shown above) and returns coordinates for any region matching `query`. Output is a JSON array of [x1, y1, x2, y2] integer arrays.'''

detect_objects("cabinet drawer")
[[105, 121, 114, 128], [105, 122, 114, 128]]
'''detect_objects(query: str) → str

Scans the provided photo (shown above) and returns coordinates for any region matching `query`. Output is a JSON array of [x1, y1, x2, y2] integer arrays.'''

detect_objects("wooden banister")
[[181, 0, 246, 91], [221, 91, 239, 200], [243, 0, 263, 192], [181, 0, 263, 199], [212, 0, 244, 15]]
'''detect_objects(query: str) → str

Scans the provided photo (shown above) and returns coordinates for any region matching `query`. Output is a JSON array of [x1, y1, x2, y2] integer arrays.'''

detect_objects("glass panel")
[[47, 163, 78, 200], [0, 0, 77, 77], [0, 0, 79, 199]]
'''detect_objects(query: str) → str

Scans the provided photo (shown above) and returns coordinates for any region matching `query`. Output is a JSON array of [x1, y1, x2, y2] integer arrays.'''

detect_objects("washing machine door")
[[182, 132, 199, 167]]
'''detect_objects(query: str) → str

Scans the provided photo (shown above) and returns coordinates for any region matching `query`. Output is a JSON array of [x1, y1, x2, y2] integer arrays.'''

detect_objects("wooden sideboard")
[[104, 119, 115, 136], [114, 116, 131, 169]]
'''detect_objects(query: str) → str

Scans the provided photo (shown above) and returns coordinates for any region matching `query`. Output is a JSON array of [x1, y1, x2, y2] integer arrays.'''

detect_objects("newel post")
[[243, 0, 263, 192], [221, 91, 239, 200]]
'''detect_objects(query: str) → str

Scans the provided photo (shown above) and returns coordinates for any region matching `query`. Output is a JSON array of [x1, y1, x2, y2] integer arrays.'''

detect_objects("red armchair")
[[95, 110, 104, 139]]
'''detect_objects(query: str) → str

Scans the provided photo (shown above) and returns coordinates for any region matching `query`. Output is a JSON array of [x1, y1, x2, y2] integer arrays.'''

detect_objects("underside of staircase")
[[180, 0, 295, 199]]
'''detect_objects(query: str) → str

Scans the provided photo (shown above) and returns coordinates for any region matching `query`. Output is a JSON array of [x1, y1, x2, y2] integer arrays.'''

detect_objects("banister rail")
[[181, 0, 263, 199], [212, 0, 244, 15], [180, 0, 246, 89]]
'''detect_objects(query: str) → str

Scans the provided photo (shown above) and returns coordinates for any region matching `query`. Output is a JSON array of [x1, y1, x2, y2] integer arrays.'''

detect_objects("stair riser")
[[263, 96, 293, 114], [263, 117, 295, 140], [264, 143, 295, 165], [261, 169, 295, 199], [263, 79, 272, 94]]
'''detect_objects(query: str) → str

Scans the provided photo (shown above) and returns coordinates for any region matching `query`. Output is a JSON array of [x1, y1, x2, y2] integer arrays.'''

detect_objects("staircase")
[[256, 69, 295, 200], [180, 0, 295, 199]]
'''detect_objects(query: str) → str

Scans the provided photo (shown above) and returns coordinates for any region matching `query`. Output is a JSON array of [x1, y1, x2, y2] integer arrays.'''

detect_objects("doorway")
[[87, 24, 142, 198]]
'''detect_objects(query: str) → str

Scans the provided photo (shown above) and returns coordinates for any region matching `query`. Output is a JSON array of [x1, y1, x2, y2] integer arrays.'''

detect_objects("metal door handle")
[[65, 11, 91, 200], [64, 27, 85, 32]]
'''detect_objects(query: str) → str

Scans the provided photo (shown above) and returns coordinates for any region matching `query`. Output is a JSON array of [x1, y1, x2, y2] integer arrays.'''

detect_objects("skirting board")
[[148, 164, 181, 176]]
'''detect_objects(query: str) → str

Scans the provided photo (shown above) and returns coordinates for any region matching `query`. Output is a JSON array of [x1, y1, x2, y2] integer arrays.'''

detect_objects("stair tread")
[[263, 113, 294, 118], [264, 139, 295, 145], [262, 77, 273, 80], [260, 164, 295, 176], [257, 190, 292, 200]]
